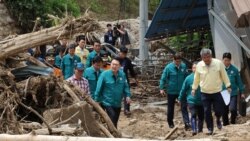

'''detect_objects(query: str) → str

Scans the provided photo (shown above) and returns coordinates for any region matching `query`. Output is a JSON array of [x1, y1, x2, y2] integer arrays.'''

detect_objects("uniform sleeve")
[[124, 76, 131, 97], [178, 77, 188, 102], [235, 69, 245, 93], [85, 54, 91, 68], [192, 69, 200, 90], [94, 73, 104, 102], [60, 57, 65, 77], [83, 69, 88, 78], [104, 33, 108, 43], [128, 59, 136, 78], [160, 65, 169, 90], [77, 56, 81, 63], [220, 62, 231, 88]]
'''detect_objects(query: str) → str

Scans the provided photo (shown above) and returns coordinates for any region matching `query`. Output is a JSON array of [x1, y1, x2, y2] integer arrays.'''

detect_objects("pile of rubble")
[[0, 16, 123, 140]]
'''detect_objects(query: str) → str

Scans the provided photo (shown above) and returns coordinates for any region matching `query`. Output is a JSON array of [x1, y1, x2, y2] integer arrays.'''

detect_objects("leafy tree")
[[5, 0, 80, 33]]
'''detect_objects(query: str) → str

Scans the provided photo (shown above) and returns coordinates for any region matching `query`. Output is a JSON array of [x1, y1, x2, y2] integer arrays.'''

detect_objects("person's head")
[[119, 47, 128, 59], [78, 38, 86, 49], [68, 44, 76, 56], [121, 24, 125, 30], [111, 57, 121, 74], [200, 48, 212, 65], [61, 38, 68, 46], [76, 35, 85, 45], [223, 52, 232, 67], [59, 47, 66, 56], [107, 23, 112, 31], [93, 40, 101, 53], [92, 56, 103, 71], [74, 63, 84, 79], [192, 62, 198, 73], [173, 53, 182, 67]]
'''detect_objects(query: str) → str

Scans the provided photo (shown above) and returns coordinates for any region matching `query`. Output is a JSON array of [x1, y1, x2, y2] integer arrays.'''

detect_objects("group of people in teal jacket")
[[160, 52, 245, 135]]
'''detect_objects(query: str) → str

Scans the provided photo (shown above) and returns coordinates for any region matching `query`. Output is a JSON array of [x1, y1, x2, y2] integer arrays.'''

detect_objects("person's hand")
[[160, 90, 166, 96], [227, 87, 232, 94], [191, 89, 196, 96], [82, 54, 87, 58], [126, 97, 131, 104], [241, 93, 245, 99], [176, 100, 181, 105]]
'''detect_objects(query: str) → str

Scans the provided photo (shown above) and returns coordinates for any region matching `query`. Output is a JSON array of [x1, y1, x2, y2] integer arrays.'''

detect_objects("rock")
[[129, 119, 138, 125]]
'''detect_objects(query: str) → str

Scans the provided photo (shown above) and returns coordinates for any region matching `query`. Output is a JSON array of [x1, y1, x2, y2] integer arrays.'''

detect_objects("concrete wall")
[[0, 1, 19, 40]]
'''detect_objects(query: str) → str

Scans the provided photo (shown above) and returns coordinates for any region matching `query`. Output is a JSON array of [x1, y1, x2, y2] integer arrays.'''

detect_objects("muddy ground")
[[118, 94, 250, 141]]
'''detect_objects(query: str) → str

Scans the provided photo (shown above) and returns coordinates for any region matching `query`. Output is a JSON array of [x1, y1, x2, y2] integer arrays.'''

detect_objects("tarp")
[[231, 0, 250, 28]]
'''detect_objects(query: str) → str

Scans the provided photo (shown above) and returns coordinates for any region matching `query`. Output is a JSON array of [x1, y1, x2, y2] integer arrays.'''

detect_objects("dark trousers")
[[188, 103, 204, 132], [222, 96, 237, 125], [201, 92, 224, 131], [181, 100, 190, 124], [167, 94, 189, 126], [103, 106, 121, 128]]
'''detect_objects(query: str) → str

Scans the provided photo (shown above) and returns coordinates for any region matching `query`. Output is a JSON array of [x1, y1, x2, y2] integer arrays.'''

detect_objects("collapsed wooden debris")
[[0, 16, 124, 139]]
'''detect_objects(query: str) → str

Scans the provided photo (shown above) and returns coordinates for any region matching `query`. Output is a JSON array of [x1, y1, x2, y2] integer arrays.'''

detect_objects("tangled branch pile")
[[0, 16, 121, 138]]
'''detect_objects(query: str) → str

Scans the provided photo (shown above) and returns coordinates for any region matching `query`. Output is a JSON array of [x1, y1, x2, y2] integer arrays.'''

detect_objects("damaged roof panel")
[[145, 0, 210, 40]]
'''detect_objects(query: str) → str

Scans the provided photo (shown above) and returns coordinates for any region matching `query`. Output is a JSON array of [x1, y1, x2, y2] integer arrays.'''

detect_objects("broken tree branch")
[[70, 83, 121, 137], [18, 101, 52, 135]]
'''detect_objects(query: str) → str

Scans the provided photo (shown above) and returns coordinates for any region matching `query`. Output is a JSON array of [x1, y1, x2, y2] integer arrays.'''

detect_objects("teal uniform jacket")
[[224, 65, 245, 96], [54, 55, 62, 68], [60, 54, 81, 79], [86, 50, 99, 68], [160, 62, 188, 95], [94, 70, 131, 107], [84, 66, 104, 98], [178, 73, 202, 105]]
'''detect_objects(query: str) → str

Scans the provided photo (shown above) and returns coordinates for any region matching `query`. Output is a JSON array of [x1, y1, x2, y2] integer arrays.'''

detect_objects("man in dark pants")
[[94, 57, 131, 128], [160, 54, 190, 129], [222, 52, 245, 125], [118, 47, 137, 116], [192, 48, 231, 135]]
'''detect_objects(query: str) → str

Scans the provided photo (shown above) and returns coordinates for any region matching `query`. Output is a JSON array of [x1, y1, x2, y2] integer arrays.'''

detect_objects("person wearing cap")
[[192, 48, 231, 135], [86, 40, 102, 68], [61, 44, 81, 79], [222, 52, 245, 126], [94, 57, 131, 128], [178, 62, 204, 135], [160, 53, 190, 129], [104, 23, 116, 46], [75, 35, 89, 65], [84, 56, 104, 98], [67, 62, 90, 97], [118, 47, 137, 116]]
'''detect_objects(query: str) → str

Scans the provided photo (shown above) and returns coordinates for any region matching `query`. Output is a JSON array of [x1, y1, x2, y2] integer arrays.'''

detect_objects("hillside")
[[76, 0, 160, 21]]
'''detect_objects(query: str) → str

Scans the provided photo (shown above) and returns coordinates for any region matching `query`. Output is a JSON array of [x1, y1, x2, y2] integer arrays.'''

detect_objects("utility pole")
[[139, 0, 149, 60]]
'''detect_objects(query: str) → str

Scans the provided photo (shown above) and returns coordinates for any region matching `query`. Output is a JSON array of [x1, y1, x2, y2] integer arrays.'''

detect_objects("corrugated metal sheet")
[[145, 0, 210, 40]]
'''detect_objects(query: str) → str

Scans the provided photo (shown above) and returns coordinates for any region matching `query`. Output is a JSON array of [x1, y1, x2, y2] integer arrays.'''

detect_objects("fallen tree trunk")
[[0, 16, 100, 60], [0, 134, 216, 141]]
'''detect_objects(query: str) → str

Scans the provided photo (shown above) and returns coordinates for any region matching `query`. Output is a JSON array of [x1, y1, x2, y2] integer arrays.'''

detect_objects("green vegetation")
[[168, 32, 213, 51], [76, 0, 161, 20], [5, 0, 80, 33]]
